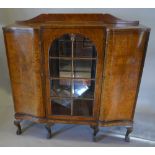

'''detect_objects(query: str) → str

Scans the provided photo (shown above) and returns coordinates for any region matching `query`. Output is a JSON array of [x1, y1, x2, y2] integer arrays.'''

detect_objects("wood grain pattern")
[[3, 29, 45, 117], [99, 29, 150, 121]]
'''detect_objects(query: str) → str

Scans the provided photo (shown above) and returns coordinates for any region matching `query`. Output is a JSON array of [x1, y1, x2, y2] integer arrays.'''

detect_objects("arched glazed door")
[[49, 34, 97, 116], [42, 28, 105, 121]]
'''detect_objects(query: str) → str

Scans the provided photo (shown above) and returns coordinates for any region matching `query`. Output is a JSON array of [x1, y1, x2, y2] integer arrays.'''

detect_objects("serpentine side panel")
[[3, 28, 45, 118], [100, 28, 150, 122]]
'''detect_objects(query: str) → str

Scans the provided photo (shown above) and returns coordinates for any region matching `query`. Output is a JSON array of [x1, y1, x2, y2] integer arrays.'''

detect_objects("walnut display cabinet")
[[3, 14, 150, 142]]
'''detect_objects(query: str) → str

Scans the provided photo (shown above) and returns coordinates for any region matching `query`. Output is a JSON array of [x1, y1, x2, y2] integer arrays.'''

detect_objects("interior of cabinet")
[[49, 34, 97, 117]]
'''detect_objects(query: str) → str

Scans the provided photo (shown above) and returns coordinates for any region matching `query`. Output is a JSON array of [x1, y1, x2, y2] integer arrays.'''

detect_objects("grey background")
[[0, 9, 155, 143]]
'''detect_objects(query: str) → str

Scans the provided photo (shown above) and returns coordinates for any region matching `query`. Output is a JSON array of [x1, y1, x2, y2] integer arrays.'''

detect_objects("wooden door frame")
[[41, 27, 106, 122]]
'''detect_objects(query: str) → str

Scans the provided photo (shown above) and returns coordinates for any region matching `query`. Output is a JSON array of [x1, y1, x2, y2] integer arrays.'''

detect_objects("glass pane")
[[59, 40, 72, 57], [50, 79, 71, 97], [75, 41, 97, 58], [51, 98, 71, 115], [73, 99, 93, 116], [49, 34, 72, 57], [50, 59, 72, 77], [49, 40, 59, 57], [49, 34, 97, 117], [59, 59, 72, 78], [74, 60, 96, 79], [72, 80, 95, 98]]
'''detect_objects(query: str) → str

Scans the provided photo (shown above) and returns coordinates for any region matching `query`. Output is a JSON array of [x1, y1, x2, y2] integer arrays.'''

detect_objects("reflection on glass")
[[52, 99, 71, 115], [73, 80, 95, 98], [73, 99, 93, 116], [50, 80, 71, 97]]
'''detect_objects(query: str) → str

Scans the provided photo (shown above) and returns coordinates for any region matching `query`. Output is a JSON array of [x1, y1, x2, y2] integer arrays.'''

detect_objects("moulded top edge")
[[15, 13, 139, 26], [106, 24, 151, 32], [2, 24, 40, 32], [3, 23, 150, 32]]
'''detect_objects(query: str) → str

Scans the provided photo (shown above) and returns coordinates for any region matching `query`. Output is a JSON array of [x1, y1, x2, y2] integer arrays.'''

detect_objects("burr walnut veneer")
[[3, 14, 150, 142]]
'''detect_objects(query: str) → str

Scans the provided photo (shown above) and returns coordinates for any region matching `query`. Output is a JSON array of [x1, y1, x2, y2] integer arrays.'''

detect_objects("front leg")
[[45, 123, 54, 139], [125, 127, 133, 142], [90, 125, 99, 142], [14, 120, 22, 135]]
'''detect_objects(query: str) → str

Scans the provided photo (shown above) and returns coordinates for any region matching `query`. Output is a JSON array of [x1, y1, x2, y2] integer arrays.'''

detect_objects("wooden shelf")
[[50, 96, 94, 100], [49, 77, 95, 80], [49, 56, 97, 60]]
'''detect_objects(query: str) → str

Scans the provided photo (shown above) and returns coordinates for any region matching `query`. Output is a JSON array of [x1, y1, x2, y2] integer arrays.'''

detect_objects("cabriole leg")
[[90, 125, 99, 142], [125, 127, 133, 142], [14, 120, 22, 135], [45, 123, 54, 139]]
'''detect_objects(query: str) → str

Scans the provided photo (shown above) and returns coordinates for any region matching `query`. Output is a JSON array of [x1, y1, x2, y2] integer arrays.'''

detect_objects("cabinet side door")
[[99, 29, 150, 122], [3, 28, 45, 118]]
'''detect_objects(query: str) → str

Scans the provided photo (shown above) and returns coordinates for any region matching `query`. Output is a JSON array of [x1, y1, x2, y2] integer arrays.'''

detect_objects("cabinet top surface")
[[3, 14, 150, 31]]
